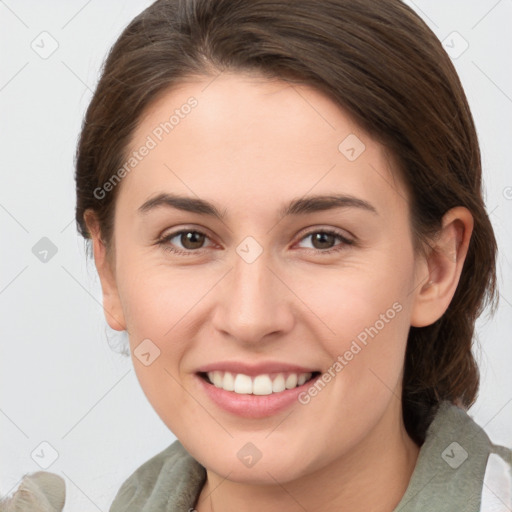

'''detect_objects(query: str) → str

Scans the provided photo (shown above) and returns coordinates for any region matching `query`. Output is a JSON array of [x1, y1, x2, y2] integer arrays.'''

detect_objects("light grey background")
[[1, 1, 511, 510]]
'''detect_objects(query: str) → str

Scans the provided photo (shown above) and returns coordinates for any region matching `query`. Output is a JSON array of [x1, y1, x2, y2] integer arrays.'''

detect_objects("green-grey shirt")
[[3, 401, 510, 511], [109, 401, 512, 511]]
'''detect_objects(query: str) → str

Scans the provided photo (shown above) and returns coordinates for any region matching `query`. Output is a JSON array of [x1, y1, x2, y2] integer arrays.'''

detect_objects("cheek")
[[117, 260, 221, 413], [297, 253, 414, 397], [297, 275, 411, 451], [121, 274, 199, 430], [301, 259, 411, 345], [117, 256, 197, 340]]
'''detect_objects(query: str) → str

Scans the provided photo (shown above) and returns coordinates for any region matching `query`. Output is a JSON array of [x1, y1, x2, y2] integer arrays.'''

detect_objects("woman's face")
[[102, 73, 429, 482]]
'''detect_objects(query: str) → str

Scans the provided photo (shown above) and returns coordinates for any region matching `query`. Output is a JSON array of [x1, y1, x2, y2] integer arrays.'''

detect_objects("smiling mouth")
[[198, 370, 321, 395]]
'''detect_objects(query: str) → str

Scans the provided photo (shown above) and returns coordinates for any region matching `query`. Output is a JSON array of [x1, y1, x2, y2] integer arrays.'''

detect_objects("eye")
[[157, 229, 215, 255], [157, 227, 354, 256], [295, 228, 354, 254]]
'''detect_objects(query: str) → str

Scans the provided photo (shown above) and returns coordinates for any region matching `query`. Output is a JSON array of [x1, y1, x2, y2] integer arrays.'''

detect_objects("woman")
[[3, 0, 510, 510]]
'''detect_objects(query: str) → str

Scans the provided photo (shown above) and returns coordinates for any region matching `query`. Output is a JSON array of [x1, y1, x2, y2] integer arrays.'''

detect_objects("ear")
[[84, 210, 126, 331], [410, 206, 474, 327]]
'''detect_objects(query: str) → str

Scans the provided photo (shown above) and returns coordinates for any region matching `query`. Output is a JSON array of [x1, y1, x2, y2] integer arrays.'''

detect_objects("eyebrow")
[[138, 192, 378, 219]]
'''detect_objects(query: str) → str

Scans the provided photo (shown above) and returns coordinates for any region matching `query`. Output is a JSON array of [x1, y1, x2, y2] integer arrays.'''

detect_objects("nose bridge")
[[212, 237, 293, 342], [234, 245, 273, 309]]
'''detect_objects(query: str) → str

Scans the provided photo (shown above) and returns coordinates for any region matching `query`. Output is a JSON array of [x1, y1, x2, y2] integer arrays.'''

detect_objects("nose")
[[211, 245, 295, 346]]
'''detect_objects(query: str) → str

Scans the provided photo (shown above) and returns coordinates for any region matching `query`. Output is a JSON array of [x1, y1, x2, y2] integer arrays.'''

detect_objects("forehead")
[[119, 72, 409, 223]]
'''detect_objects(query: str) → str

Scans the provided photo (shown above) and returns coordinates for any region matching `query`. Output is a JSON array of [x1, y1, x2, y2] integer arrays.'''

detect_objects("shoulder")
[[394, 401, 512, 512], [109, 439, 206, 512]]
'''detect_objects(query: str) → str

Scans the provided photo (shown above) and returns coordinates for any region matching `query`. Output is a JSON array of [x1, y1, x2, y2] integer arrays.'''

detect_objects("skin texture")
[[86, 72, 473, 512]]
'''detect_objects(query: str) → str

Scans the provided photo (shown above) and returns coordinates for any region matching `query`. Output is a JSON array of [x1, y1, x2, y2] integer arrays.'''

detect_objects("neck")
[[196, 402, 420, 512]]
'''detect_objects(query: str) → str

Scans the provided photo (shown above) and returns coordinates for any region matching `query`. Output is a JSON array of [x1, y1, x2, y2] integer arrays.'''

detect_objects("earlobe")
[[84, 210, 126, 332], [410, 207, 474, 328]]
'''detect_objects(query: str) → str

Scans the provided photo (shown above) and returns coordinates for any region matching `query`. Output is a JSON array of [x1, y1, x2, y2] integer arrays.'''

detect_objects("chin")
[[186, 434, 319, 484]]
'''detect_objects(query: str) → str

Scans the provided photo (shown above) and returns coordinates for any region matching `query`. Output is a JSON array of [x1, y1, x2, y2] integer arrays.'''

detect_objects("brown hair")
[[74, 0, 498, 445]]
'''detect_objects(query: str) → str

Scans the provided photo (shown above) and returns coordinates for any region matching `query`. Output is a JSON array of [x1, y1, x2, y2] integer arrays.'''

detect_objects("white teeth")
[[234, 373, 253, 394], [272, 373, 286, 393], [205, 371, 314, 394], [222, 371, 235, 391], [285, 373, 298, 389], [253, 375, 273, 395], [212, 370, 223, 388], [297, 374, 307, 386]]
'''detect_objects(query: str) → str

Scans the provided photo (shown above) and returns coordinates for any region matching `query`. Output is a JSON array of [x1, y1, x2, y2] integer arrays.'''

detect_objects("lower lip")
[[196, 373, 321, 418]]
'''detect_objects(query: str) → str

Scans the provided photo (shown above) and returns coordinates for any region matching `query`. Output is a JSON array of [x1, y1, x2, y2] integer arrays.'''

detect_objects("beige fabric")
[[0, 472, 65, 512]]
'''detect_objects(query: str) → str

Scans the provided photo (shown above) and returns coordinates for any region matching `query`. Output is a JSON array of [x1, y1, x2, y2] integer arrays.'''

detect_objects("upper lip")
[[195, 361, 319, 376]]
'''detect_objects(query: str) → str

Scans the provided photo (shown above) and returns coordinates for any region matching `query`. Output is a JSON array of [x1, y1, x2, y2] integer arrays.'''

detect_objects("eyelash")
[[156, 228, 355, 256]]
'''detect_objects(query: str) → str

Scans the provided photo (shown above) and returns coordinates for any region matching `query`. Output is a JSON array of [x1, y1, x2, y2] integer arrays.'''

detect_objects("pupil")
[[313, 232, 334, 249], [183, 231, 204, 249]]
